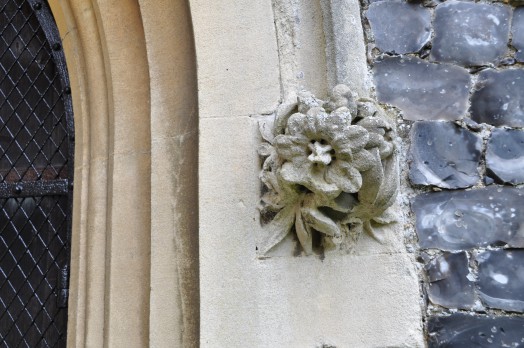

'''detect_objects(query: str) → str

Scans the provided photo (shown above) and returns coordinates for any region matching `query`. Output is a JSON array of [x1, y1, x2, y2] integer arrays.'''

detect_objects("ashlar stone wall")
[[194, 0, 425, 346], [361, 0, 524, 345]]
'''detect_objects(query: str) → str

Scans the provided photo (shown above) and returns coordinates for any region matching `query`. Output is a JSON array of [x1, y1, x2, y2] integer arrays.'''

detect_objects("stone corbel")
[[258, 85, 399, 255]]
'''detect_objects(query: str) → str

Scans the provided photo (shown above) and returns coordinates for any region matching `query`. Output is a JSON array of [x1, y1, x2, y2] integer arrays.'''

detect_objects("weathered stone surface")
[[413, 187, 524, 251], [366, 2, 431, 54], [200, 111, 424, 346], [321, 0, 372, 97], [486, 129, 524, 185], [259, 85, 397, 255], [470, 69, 524, 127], [409, 121, 481, 189], [431, 1, 511, 66], [477, 250, 524, 312], [428, 314, 524, 347], [512, 8, 524, 62], [374, 56, 470, 121], [426, 252, 475, 309], [192, 0, 280, 118]]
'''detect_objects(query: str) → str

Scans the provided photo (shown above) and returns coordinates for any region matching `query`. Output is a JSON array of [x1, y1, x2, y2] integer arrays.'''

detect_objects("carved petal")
[[298, 91, 322, 114], [330, 106, 352, 122], [259, 205, 296, 255], [275, 97, 298, 134], [307, 168, 341, 197], [327, 162, 362, 193], [318, 109, 353, 140], [304, 107, 327, 137], [357, 116, 392, 132], [357, 100, 379, 118], [273, 135, 309, 160], [261, 190, 285, 210], [260, 156, 279, 191], [258, 142, 273, 157], [260, 172, 277, 193], [302, 207, 341, 237], [351, 149, 375, 172], [366, 133, 394, 159], [280, 161, 309, 186], [335, 125, 369, 156], [325, 84, 357, 113], [259, 118, 275, 143], [378, 141, 394, 160], [287, 113, 306, 136], [295, 210, 313, 255]]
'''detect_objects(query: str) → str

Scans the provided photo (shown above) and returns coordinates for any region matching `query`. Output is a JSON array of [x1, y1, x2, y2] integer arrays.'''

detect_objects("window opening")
[[0, 0, 74, 346]]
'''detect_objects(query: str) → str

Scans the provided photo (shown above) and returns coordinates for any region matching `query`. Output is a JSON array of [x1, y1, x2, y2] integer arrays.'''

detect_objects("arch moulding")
[[46, 1, 199, 347]]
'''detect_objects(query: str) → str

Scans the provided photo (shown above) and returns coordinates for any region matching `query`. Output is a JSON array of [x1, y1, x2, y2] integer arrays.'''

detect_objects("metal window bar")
[[0, 0, 74, 347]]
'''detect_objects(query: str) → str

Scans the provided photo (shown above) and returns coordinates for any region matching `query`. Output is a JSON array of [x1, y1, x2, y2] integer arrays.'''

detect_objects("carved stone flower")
[[273, 106, 375, 198], [258, 85, 398, 256]]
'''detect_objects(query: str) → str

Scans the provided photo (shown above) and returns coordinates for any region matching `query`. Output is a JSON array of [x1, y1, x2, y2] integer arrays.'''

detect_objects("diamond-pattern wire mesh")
[[0, 0, 67, 183], [0, 0, 71, 347], [0, 197, 68, 347]]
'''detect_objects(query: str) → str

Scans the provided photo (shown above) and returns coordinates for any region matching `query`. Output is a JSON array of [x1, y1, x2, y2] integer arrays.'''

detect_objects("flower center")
[[308, 140, 334, 165]]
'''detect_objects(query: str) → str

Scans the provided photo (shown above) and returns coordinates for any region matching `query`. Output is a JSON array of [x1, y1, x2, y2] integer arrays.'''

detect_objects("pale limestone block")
[[272, 0, 329, 99], [321, 0, 372, 97], [151, 136, 198, 347], [140, 0, 199, 345], [191, 0, 281, 118], [106, 152, 151, 348], [199, 116, 423, 347], [296, 0, 329, 96]]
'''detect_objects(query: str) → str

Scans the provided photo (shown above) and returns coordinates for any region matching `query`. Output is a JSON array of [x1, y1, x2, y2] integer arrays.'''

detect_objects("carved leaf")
[[316, 192, 358, 213], [258, 142, 273, 157], [259, 204, 296, 255], [374, 156, 399, 209], [295, 210, 313, 255], [261, 190, 285, 210], [357, 148, 383, 206], [259, 118, 275, 143], [275, 99, 298, 134], [301, 206, 341, 237], [363, 220, 386, 243], [357, 116, 392, 132], [260, 156, 279, 192], [372, 206, 397, 225]]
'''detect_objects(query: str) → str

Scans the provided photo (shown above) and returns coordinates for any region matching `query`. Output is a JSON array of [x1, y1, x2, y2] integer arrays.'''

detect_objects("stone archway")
[[46, 1, 198, 347]]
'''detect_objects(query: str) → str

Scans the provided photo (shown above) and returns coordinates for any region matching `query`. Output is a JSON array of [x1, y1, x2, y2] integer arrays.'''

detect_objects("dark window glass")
[[0, 0, 73, 346]]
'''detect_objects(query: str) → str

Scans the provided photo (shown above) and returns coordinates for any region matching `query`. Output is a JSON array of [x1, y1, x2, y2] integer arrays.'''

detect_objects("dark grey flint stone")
[[428, 314, 524, 347], [431, 1, 511, 66], [512, 8, 524, 62], [426, 252, 475, 309], [367, 2, 431, 54], [477, 250, 524, 312], [471, 69, 524, 127], [374, 56, 470, 121], [486, 129, 524, 185], [409, 121, 481, 189], [413, 186, 524, 251]]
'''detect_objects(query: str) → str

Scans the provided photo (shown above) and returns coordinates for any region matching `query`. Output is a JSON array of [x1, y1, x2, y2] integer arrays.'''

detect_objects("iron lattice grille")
[[0, 0, 74, 347], [0, 197, 68, 347]]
